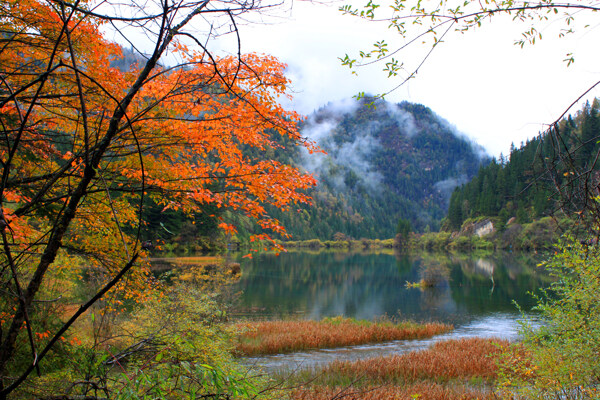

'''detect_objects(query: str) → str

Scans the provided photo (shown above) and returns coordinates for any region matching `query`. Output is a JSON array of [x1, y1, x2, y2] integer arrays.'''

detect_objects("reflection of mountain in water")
[[229, 251, 549, 325]]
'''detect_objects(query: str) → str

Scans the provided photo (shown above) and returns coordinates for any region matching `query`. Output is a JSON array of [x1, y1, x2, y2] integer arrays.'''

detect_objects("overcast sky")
[[224, 1, 600, 157]]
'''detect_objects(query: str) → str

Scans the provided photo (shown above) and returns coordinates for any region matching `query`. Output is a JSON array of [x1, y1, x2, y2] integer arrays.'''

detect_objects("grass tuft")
[[287, 337, 510, 399]]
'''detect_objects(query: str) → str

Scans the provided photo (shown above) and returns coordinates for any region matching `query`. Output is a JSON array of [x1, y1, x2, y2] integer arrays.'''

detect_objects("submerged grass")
[[234, 317, 453, 356], [288, 337, 509, 399]]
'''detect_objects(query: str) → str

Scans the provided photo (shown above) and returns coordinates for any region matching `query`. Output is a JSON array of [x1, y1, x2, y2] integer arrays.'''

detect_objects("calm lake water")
[[226, 249, 549, 371], [229, 250, 548, 324]]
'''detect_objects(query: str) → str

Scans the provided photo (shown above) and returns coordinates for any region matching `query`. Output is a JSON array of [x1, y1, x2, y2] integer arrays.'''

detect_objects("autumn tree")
[[0, 0, 316, 396]]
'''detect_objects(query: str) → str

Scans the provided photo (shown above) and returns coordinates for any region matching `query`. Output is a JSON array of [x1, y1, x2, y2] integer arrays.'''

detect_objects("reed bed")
[[287, 338, 509, 399], [234, 318, 453, 356], [290, 382, 496, 400], [322, 338, 508, 383], [314, 337, 509, 385]]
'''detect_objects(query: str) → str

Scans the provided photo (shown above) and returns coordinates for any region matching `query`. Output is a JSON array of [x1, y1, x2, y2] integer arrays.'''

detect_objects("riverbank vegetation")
[[283, 214, 567, 252], [286, 337, 513, 400], [495, 239, 600, 399], [234, 317, 452, 356], [284, 238, 395, 250]]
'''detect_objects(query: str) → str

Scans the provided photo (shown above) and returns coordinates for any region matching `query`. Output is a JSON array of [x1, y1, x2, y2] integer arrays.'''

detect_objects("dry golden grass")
[[234, 317, 453, 356], [290, 382, 496, 400], [288, 338, 508, 399], [319, 337, 508, 384]]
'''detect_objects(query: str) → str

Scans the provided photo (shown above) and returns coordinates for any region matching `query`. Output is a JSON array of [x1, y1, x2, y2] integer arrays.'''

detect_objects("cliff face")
[[457, 219, 495, 238]]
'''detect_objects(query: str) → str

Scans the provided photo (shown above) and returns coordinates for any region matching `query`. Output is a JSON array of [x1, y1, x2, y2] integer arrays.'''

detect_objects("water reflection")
[[230, 250, 550, 326]]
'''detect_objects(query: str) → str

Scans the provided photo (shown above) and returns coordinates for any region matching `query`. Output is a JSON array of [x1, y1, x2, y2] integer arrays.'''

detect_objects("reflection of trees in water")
[[474, 259, 495, 277], [233, 252, 414, 319], [420, 286, 457, 315], [229, 251, 549, 321], [447, 252, 549, 313], [418, 260, 450, 287], [395, 252, 412, 275]]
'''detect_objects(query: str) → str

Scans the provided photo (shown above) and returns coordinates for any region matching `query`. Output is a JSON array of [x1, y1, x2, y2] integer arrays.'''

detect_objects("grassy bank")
[[284, 215, 569, 252], [291, 381, 496, 400], [234, 317, 453, 356], [288, 337, 512, 400]]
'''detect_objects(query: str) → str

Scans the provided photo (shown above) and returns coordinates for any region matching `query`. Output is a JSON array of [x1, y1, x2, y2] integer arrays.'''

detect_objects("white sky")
[[226, 1, 600, 157]]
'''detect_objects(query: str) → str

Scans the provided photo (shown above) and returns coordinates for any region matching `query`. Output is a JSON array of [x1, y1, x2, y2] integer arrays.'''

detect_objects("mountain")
[[271, 97, 489, 240]]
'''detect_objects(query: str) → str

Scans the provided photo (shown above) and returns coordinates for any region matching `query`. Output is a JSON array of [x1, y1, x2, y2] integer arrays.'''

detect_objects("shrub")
[[498, 238, 600, 399], [518, 217, 558, 250]]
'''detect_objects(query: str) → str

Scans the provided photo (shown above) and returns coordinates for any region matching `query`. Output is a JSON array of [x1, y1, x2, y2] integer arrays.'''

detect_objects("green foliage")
[[108, 283, 255, 398], [22, 277, 254, 399], [396, 218, 412, 241], [447, 99, 600, 230], [409, 216, 562, 251], [114, 362, 258, 400], [498, 238, 600, 399], [517, 217, 559, 250], [416, 231, 452, 251], [120, 283, 235, 368], [287, 238, 396, 250]]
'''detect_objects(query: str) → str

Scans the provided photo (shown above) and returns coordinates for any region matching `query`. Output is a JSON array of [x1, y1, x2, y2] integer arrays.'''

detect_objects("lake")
[[226, 249, 550, 371], [229, 250, 548, 324]]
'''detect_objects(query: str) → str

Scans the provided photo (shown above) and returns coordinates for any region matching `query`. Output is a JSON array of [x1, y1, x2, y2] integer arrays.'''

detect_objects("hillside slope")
[[273, 98, 488, 240]]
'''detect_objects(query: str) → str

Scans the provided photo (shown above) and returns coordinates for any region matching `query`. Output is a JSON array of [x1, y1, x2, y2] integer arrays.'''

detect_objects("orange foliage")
[[1, 0, 316, 295], [0, 0, 317, 391]]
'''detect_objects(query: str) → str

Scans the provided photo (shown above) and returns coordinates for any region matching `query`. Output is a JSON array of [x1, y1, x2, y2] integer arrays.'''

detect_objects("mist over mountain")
[[273, 97, 489, 240]]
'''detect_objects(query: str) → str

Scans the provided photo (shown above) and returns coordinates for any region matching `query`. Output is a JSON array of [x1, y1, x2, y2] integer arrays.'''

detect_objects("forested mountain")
[[446, 99, 600, 230], [269, 98, 488, 240]]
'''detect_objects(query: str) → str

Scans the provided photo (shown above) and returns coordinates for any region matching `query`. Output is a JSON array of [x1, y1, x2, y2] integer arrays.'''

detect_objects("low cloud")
[[384, 102, 419, 137], [434, 175, 469, 201], [300, 100, 383, 192]]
